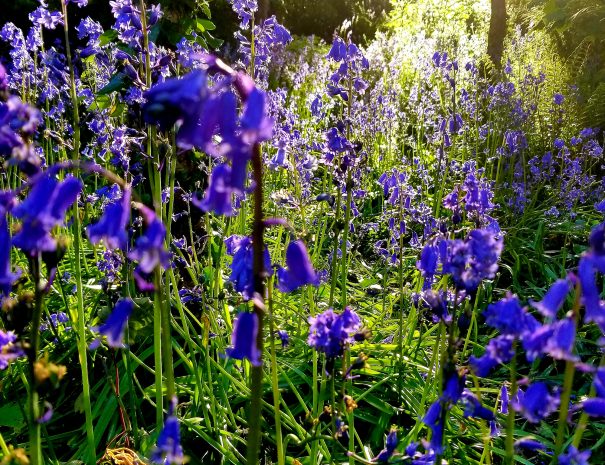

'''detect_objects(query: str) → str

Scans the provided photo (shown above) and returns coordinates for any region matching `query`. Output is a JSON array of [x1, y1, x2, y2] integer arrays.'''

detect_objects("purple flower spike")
[[226, 312, 261, 366], [87, 186, 131, 250], [89, 298, 134, 349], [308, 307, 361, 358], [530, 278, 571, 319], [151, 397, 184, 464], [277, 240, 319, 293]]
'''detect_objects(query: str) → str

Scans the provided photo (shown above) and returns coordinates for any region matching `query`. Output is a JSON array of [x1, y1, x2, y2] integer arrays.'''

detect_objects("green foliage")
[[520, 0, 605, 127]]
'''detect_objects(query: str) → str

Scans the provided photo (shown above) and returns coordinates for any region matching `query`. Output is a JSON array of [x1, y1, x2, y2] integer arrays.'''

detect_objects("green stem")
[[246, 142, 266, 465], [61, 0, 96, 459], [28, 255, 43, 465], [505, 341, 518, 465], [267, 278, 285, 465]]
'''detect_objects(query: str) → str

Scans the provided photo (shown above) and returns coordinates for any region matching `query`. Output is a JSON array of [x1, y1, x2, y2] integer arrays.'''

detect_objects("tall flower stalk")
[[60, 0, 95, 461]]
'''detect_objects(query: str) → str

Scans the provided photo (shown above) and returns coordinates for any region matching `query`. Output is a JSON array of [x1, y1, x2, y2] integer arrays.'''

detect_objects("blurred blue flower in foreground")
[[12, 173, 82, 255], [0, 330, 24, 369]]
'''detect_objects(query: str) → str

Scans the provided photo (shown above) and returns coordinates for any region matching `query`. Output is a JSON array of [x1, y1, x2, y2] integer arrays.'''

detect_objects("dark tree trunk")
[[487, 0, 507, 70]]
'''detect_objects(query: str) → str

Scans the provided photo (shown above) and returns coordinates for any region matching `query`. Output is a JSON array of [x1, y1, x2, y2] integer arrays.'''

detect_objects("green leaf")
[[99, 29, 118, 46], [0, 403, 25, 428], [98, 73, 129, 95]]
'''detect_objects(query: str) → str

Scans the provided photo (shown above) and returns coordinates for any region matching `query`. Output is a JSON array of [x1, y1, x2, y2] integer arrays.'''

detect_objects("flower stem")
[[267, 278, 285, 465], [505, 341, 518, 465], [61, 1, 95, 459], [28, 254, 43, 465], [246, 142, 266, 465]]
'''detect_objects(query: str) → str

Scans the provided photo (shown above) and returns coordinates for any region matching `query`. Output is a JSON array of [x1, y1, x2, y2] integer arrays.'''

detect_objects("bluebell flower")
[[553, 93, 564, 105], [277, 240, 319, 293], [513, 382, 560, 423], [12, 173, 83, 255], [228, 0, 257, 28], [151, 397, 185, 464], [191, 164, 236, 216], [423, 400, 445, 454], [558, 446, 591, 465], [308, 307, 361, 358], [86, 187, 131, 250], [0, 215, 19, 298], [327, 37, 347, 62], [483, 294, 538, 336], [514, 437, 547, 451], [530, 278, 571, 319], [416, 244, 438, 278], [226, 312, 261, 366], [89, 298, 134, 349], [470, 335, 514, 376], [142, 70, 208, 143], [374, 428, 398, 462], [226, 235, 272, 300], [444, 228, 502, 292], [128, 207, 170, 289], [582, 367, 605, 417], [461, 390, 495, 421], [277, 330, 289, 347]]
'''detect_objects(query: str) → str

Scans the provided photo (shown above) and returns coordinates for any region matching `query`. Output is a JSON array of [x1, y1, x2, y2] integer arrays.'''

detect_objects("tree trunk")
[[487, 0, 507, 70]]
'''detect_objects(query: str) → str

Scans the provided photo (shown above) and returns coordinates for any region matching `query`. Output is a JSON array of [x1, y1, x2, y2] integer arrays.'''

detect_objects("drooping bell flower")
[[374, 428, 398, 462], [582, 367, 605, 417], [461, 390, 495, 421], [558, 446, 591, 465], [470, 334, 514, 377], [530, 278, 571, 319], [226, 311, 261, 366], [128, 206, 170, 290], [142, 70, 208, 147], [277, 330, 289, 347], [277, 240, 319, 293], [191, 164, 236, 216], [12, 173, 83, 255], [89, 298, 134, 349], [151, 397, 184, 464], [514, 437, 547, 451], [512, 382, 560, 423], [326, 37, 347, 62], [226, 235, 272, 301], [483, 294, 539, 337], [86, 186, 131, 250], [0, 215, 19, 298]]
